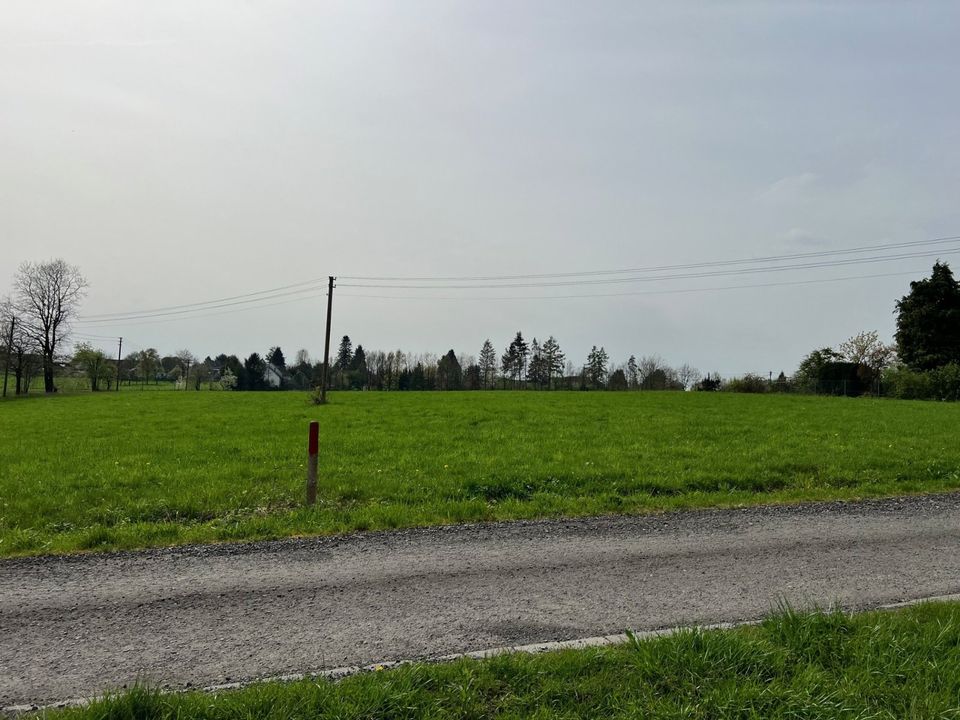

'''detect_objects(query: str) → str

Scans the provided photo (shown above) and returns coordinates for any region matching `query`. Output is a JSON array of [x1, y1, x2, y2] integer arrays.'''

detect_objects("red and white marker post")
[[306, 420, 319, 505]]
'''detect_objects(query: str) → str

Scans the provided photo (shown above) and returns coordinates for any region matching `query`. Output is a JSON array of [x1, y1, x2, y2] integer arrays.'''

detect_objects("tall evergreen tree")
[[479, 339, 497, 389], [527, 338, 547, 388], [501, 342, 518, 389], [895, 262, 960, 371], [586, 346, 609, 389], [542, 336, 565, 389], [349, 345, 368, 389], [626, 355, 639, 389], [266, 346, 286, 369], [243, 352, 267, 390], [335, 336, 353, 369], [334, 335, 353, 389], [509, 331, 529, 387], [411, 362, 426, 390]]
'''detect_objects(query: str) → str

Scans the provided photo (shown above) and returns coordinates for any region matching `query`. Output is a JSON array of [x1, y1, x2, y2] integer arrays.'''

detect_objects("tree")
[[411, 361, 426, 390], [243, 352, 267, 390], [501, 332, 528, 388], [794, 347, 842, 392], [2, 300, 41, 395], [175, 350, 197, 390], [839, 330, 895, 389], [479, 340, 497, 389], [895, 262, 960, 371], [220, 368, 238, 390], [501, 343, 517, 389], [542, 336, 565, 389], [637, 355, 665, 388], [334, 335, 353, 389], [696, 373, 722, 391], [436, 349, 463, 390], [267, 346, 286, 369], [608, 368, 628, 391], [626, 355, 639, 389], [135, 349, 160, 387], [464, 363, 482, 390], [73, 343, 112, 391], [586, 346, 609, 389], [642, 368, 669, 390], [676, 363, 701, 390], [527, 338, 548, 389], [11, 259, 88, 393], [511, 332, 529, 387], [294, 348, 310, 367], [193, 359, 212, 390], [349, 345, 368, 389]]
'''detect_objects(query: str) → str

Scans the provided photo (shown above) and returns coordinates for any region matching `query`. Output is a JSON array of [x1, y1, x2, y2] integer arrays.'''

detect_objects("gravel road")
[[3, 493, 960, 708]]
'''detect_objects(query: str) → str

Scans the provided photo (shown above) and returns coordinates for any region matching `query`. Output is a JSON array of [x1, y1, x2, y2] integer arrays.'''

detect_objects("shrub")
[[931, 363, 960, 401], [722, 374, 768, 393], [883, 365, 933, 400]]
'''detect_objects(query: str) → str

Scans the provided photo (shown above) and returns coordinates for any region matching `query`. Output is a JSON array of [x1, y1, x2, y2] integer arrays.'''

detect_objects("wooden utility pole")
[[320, 276, 335, 404], [116, 337, 123, 391], [2, 317, 14, 398]]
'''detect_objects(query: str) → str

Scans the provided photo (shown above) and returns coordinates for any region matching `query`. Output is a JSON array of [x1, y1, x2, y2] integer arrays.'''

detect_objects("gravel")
[[3, 493, 960, 708]]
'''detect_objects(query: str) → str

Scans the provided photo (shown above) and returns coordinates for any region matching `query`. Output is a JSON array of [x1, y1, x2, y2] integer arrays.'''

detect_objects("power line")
[[75, 289, 330, 329], [338, 235, 960, 282], [70, 234, 959, 328], [72, 331, 121, 340], [76, 284, 329, 324], [338, 246, 960, 290], [76, 234, 959, 322], [337, 267, 935, 301], [77, 278, 328, 321]]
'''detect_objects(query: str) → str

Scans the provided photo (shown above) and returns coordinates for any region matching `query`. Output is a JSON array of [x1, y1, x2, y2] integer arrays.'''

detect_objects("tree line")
[[4, 259, 960, 400], [56, 334, 707, 394]]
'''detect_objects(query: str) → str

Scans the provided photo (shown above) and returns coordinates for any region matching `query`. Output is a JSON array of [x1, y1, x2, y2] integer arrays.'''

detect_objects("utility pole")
[[320, 276, 336, 404], [2, 317, 14, 399], [116, 337, 123, 391]]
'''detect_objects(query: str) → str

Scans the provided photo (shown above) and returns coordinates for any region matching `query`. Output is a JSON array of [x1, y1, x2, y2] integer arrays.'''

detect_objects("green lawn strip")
[[35, 602, 960, 719], [2, 390, 959, 556]]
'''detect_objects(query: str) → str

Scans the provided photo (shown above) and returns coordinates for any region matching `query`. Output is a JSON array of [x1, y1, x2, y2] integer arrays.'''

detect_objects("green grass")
[[35, 602, 960, 719], [1, 390, 959, 556]]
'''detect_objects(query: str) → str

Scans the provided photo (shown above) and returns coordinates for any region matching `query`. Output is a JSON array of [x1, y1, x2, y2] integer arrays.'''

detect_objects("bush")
[[722, 374, 768, 393], [882, 363, 960, 401], [695, 374, 722, 391], [931, 363, 960, 401]]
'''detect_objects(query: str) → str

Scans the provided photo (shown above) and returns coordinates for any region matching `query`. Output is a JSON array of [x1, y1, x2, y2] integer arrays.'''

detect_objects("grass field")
[[35, 602, 960, 719], [1, 390, 959, 556]]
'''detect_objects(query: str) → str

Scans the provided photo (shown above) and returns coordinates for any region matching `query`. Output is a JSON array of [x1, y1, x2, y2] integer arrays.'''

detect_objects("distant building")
[[263, 363, 284, 388]]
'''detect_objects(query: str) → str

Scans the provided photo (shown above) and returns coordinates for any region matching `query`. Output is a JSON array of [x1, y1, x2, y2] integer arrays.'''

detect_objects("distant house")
[[263, 363, 284, 388]]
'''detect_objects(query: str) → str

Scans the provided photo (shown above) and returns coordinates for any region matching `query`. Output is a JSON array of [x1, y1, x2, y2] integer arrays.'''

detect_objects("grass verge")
[[31, 601, 960, 719], [2, 390, 959, 556]]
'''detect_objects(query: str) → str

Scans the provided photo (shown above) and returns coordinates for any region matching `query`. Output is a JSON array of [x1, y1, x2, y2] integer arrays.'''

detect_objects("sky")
[[1, 1, 958, 376]]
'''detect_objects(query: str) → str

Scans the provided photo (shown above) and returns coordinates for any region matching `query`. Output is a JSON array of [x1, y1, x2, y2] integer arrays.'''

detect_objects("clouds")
[[1, 1, 959, 375]]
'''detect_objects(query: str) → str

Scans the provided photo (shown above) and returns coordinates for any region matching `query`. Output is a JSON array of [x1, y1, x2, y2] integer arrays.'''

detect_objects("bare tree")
[[12, 260, 88, 393], [677, 363, 702, 390], [175, 349, 197, 390], [637, 355, 665, 386], [2, 298, 41, 395]]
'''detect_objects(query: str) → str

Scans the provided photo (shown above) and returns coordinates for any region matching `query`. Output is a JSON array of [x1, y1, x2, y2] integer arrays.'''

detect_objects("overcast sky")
[[2, 1, 958, 375]]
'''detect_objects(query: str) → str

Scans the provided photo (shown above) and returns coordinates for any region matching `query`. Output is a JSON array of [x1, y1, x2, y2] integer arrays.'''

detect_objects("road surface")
[[3, 493, 960, 708]]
